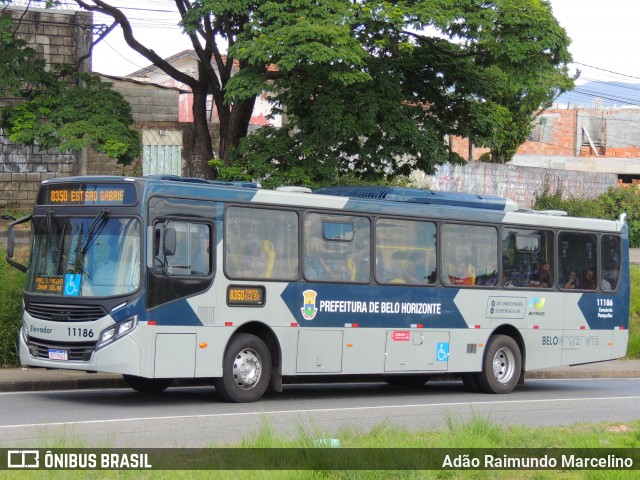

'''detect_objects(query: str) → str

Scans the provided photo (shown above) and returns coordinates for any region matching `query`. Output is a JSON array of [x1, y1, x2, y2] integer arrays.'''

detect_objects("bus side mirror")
[[6, 214, 32, 273], [163, 227, 176, 256]]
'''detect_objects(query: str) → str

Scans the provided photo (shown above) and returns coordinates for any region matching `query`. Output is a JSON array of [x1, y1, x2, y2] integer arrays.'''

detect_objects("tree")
[[18, 1, 571, 182], [0, 4, 141, 164], [226, 0, 574, 183]]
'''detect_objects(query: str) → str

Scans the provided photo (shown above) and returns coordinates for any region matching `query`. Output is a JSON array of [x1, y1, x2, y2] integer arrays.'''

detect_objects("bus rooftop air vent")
[[145, 174, 258, 188], [313, 186, 517, 212]]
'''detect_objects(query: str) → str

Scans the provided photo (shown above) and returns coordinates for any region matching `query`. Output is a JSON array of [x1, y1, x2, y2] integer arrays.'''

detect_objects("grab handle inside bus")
[[5, 214, 32, 273]]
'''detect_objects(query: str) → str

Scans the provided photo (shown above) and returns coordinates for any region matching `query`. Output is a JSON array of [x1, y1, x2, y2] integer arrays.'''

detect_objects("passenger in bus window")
[[241, 237, 267, 277], [448, 257, 475, 285], [475, 254, 498, 286], [601, 275, 613, 291], [502, 268, 515, 287], [529, 261, 551, 288], [578, 267, 597, 290], [563, 270, 577, 289]]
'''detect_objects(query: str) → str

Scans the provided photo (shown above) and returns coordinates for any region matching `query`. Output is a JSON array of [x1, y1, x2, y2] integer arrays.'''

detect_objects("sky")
[[91, 0, 640, 86]]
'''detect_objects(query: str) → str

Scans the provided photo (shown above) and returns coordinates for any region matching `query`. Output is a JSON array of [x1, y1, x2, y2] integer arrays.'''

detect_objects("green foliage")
[[0, 13, 140, 164], [599, 187, 640, 248], [628, 265, 640, 359], [217, 122, 416, 189], [27, 0, 572, 181], [534, 184, 640, 247], [225, 0, 573, 181], [0, 248, 25, 367]]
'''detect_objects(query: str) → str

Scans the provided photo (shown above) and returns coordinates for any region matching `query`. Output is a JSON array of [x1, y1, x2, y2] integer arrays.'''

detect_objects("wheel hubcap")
[[233, 348, 262, 389], [492, 347, 516, 384]]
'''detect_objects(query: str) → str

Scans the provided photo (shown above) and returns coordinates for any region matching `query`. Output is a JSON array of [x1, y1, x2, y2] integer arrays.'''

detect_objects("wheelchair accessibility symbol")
[[436, 342, 449, 362], [64, 274, 81, 296]]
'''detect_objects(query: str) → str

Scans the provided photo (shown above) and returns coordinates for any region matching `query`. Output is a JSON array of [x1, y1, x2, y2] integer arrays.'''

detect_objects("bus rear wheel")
[[123, 375, 173, 394], [477, 334, 521, 394], [214, 333, 272, 403]]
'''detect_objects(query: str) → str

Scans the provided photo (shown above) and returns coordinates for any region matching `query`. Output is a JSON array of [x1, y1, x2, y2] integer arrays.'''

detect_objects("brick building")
[[449, 108, 640, 184]]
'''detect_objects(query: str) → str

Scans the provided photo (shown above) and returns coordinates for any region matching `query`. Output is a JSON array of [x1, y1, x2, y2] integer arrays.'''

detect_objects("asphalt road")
[[1, 378, 639, 448]]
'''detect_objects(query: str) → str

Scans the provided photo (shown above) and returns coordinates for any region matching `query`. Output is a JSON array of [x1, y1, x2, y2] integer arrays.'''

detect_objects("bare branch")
[[74, 0, 198, 88]]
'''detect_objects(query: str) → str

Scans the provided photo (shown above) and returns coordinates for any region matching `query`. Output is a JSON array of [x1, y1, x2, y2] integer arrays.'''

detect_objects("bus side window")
[[559, 232, 598, 291], [442, 223, 496, 287], [601, 235, 621, 291], [502, 229, 553, 288], [304, 213, 370, 283], [375, 218, 436, 285], [153, 221, 211, 277], [225, 207, 298, 281]]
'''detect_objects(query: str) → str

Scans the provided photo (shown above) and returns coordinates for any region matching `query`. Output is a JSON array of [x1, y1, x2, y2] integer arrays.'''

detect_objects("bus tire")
[[477, 334, 521, 394], [123, 375, 173, 394], [214, 333, 271, 403]]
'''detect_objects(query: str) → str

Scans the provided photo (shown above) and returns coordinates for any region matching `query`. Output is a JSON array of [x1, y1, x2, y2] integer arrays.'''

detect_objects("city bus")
[[5, 175, 630, 402]]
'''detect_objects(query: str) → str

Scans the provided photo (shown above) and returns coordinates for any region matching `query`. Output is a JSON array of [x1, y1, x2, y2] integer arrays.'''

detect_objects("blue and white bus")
[[6, 175, 629, 402]]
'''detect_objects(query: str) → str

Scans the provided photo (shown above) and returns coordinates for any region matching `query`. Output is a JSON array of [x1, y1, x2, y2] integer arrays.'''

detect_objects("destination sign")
[[37, 183, 137, 206], [34, 276, 64, 294], [227, 286, 265, 306]]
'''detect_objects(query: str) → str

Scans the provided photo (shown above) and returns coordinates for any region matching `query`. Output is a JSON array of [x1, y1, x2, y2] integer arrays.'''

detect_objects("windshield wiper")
[[46, 210, 67, 275], [76, 209, 110, 257]]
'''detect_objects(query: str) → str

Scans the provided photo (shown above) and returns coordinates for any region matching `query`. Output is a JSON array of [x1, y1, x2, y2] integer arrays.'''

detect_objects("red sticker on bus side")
[[391, 331, 411, 341]]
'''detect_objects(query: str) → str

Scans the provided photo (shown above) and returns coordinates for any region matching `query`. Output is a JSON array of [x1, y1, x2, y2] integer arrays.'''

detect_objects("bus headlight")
[[21, 322, 29, 344], [97, 316, 137, 349]]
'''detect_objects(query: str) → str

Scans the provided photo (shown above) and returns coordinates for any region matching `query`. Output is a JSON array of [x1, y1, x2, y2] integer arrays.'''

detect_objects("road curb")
[[524, 369, 640, 380], [1, 364, 639, 393]]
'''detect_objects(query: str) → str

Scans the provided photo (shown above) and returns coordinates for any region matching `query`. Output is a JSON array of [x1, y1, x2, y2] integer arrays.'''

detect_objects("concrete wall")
[[2, 7, 92, 74], [0, 137, 75, 210], [411, 162, 618, 209], [86, 122, 220, 179], [0, 7, 92, 210], [99, 75, 181, 123]]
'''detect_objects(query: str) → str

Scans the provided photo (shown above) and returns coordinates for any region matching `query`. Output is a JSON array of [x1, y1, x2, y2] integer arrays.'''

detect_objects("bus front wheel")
[[477, 334, 521, 394], [123, 375, 173, 394], [214, 333, 272, 403]]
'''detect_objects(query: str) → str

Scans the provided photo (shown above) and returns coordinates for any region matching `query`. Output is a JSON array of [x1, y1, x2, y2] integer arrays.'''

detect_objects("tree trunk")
[[191, 85, 216, 179], [218, 96, 257, 164], [491, 151, 508, 164]]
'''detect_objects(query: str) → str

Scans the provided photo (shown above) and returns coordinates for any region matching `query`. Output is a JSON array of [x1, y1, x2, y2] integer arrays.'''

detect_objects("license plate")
[[48, 349, 68, 361]]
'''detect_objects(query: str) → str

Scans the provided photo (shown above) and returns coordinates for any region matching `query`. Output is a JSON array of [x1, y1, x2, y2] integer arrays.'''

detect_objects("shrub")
[[0, 248, 25, 366], [534, 184, 640, 247]]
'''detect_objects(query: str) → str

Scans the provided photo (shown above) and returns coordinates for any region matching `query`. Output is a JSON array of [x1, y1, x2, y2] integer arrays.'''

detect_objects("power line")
[[99, 39, 148, 71], [573, 62, 640, 82]]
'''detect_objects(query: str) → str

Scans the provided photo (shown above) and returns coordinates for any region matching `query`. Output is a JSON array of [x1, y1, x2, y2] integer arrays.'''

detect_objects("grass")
[[0, 417, 639, 478], [627, 265, 640, 359], [0, 248, 26, 367]]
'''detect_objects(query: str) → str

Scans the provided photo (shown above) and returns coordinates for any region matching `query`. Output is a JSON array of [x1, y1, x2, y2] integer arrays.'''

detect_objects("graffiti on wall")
[[415, 162, 617, 209]]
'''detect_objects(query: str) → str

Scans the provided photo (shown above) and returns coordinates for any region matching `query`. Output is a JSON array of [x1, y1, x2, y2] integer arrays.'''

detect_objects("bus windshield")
[[26, 215, 141, 297]]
